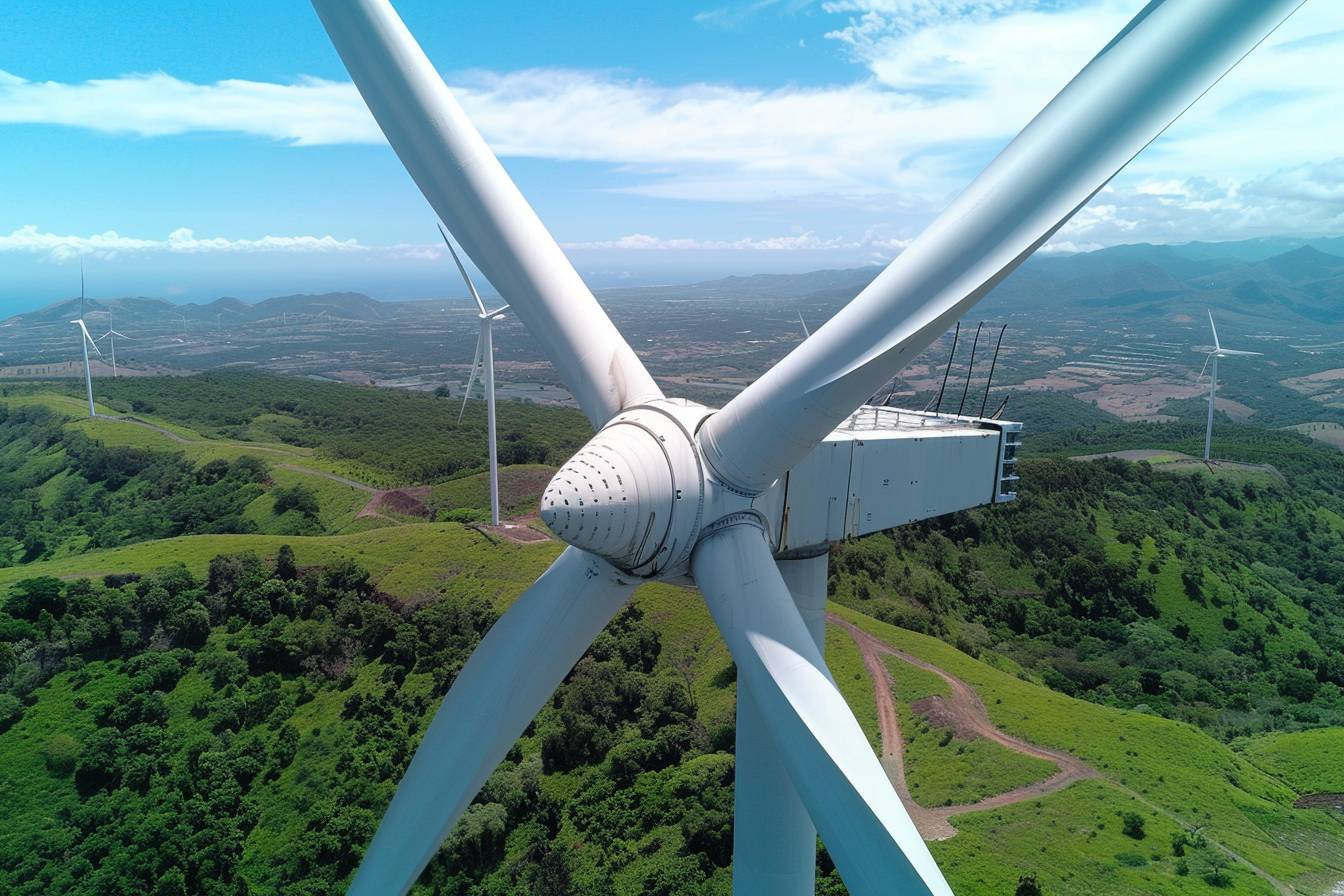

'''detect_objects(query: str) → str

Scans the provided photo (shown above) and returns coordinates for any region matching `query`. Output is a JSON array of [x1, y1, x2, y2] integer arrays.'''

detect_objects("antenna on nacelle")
[[956, 321, 984, 416], [930, 321, 959, 413], [979, 324, 1008, 418]]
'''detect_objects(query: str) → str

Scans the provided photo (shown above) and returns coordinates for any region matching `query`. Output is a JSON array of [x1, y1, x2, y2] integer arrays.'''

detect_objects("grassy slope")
[[827, 625, 881, 751], [1241, 728, 1344, 795], [886, 656, 1058, 808], [3, 393, 1342, 894], [834, 605, 1344, 895], [0, 524, 563, 607], [7, 525, 1340, 893]]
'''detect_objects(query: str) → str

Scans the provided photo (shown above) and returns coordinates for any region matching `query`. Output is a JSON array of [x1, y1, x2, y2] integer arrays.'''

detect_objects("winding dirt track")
[[831, 614, 1301, 894], [829, 613, 1098, 839]]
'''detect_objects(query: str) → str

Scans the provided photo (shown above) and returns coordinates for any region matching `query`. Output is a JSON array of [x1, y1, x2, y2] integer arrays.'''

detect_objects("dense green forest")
[[0, 551, 798, 895]]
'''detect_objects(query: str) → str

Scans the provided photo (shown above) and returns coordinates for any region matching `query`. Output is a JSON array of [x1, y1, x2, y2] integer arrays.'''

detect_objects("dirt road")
[[829, 613, 1098, 839]]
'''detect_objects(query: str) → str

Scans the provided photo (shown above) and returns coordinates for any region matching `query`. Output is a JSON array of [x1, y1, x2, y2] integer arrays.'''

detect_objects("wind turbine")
[[311, 1, 1304, 894], [70, 318, 102, 418], [441, 223, 509, 527], [94, 311, 131, 378], [1199, 310, 1262, 461]]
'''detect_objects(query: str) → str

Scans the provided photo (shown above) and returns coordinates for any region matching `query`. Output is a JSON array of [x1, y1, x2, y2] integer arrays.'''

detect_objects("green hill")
[[1, 378, 1342, 895], [2, 530, 1340, 894]]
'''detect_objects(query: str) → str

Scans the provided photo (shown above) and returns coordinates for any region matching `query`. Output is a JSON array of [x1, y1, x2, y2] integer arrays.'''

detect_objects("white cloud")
[[1045, 159, 1344, 249], [0, 225, 364, 261], [0, 72, 378, 145], [562, 231, 909, 251], [0, 1, 1340, 248]]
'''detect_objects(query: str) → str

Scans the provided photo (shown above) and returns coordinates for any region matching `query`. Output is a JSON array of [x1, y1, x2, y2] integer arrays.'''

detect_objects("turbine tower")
[[441, 223, 509, 527], [1200, 310, 1262, 461], [95, 311, 131, 378], [70, 318, 102, 418], [309, 1, 1304, 894]]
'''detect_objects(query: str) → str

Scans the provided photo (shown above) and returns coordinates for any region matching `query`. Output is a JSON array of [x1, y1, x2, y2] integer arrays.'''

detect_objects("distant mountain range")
[[5, 291, 389, 330], [3, 236, 1342, 383], [7, 235, 1344, 333]]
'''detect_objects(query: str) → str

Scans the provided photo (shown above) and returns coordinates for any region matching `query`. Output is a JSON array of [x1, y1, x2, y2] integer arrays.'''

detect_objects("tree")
[[0, 694, 22, 733], [1120, 810, 1146, 840], [1200, 850, 1232, 887], [6, 576, 65, 620], [1015, 873, 1044, 896], [273, 485, 319, 517], [275, 544, 298, 581]]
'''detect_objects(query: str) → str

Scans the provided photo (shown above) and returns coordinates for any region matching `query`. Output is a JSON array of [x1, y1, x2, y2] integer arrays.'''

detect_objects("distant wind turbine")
[[441, 223, 509, 527], [798, 312, 810, 338], [95, 311, 132, 378], [70, 318, 102, 417], [1199, 310, 1261, 461]]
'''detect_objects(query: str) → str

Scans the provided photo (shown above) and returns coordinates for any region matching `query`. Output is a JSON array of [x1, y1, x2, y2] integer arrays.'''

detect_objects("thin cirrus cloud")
[[562, 232, 909, 252], [0, 0, 1341, 254]]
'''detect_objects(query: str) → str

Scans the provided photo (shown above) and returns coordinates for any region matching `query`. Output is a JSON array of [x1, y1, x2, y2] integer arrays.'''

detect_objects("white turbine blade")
[[692, 525, 952, 896], [733, 554, 828, 895], [349, 547, 635, 896], [312, 0, 662, 427], [698, 0, 1303, 493], [1198, 352, 1212, 382], [1208, 309, 1221, 351], [798, 312, 810, 338], [439, 222, 488, 315], [1218, 349, 1262, 357], [458, 328, 484, 425]]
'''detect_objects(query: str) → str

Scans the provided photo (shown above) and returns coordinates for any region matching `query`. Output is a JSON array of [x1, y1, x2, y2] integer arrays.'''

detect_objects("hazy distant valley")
[[8, 235, 1344, 441]]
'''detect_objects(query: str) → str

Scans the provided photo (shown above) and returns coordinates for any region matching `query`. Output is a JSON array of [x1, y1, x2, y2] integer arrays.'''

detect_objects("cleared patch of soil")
[[1294, 794, 1344, 811], [485, 521, 552, 544], [910, 695, 976, 740], [1020, 374, 1091, 391], [357, 485, 430, 520], [1074, 378, 1205, 420]]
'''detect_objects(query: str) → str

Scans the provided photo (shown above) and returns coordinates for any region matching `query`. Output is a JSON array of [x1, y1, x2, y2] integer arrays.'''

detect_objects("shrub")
[[43, 734, 80, 775], [1015, 873, 1043, 896], [0, 694, 22, 732], [1119, 810, 1146, 840]]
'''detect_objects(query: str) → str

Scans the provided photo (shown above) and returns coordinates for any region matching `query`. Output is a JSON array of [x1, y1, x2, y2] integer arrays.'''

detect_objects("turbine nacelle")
[[541, 399, 766, 579]]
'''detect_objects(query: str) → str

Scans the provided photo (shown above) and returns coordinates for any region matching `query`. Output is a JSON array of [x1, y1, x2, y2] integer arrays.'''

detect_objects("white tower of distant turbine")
[[95, 311, 131, 378], [1199, 310, 1262, 462], [309, 2, 1304, 895], [70, 318, 102, 418], [441, 223, 509, 527]]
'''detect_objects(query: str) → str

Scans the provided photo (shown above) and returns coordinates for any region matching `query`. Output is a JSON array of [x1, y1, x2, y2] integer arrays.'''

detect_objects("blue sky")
[[2, 0, 1342, 312]]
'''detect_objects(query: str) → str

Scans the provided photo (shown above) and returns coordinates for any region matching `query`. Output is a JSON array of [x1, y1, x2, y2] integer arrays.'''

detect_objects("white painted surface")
[[695, 524, 952, 896], [732, 555, 829, 896]]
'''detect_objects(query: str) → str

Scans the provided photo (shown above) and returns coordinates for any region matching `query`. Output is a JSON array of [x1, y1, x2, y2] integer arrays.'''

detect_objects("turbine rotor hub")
[[540, 400, 713, 577]]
